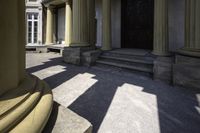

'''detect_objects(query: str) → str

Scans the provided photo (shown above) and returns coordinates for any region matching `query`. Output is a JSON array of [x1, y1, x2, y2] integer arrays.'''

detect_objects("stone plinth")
[[63, 47, 95, 65], [153, 57, 174, 84], [82, 50, 102, 66], [36, 46, 48, 53], [173, 54, 200, 89]]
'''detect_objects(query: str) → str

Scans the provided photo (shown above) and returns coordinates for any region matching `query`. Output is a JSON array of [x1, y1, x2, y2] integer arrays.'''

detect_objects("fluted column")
[[0, 1, 53, 132], [45, 6, 54, 45], [88, 0, 96, 47], [102, 0, 112, 51], [71, 0, 90, 47], [179, 0, 200, 56], [65, 0, 72, 46], [152, 0, 169, 56], [0, 0, 25, 94]]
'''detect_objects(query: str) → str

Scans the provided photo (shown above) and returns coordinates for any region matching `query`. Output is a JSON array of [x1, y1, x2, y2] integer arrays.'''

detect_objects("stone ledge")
[[43, 102, 93, 133]]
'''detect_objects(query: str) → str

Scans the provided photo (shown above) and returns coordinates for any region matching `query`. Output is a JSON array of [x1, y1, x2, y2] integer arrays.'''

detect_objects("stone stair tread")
[[100, 55, 153, 64], [96, 59, 153, 73], [109, 49, 151, 56]]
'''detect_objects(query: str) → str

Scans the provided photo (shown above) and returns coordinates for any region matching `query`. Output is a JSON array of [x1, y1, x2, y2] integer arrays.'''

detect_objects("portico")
[[42, 0, 173, 55], [42, 0, 200, 89]]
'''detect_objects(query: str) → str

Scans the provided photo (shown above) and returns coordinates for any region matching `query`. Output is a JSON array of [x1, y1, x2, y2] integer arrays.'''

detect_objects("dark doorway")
[[121, 0, 154, 49]]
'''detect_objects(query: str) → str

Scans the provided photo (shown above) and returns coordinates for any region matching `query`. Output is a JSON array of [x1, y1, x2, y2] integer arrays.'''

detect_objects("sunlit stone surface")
[[26, 53, 200, 133]]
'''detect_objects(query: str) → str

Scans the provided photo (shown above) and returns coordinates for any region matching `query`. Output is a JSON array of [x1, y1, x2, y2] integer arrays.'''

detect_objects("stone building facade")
[[41, 0, 200, 90], [26, 0, 43, 45]]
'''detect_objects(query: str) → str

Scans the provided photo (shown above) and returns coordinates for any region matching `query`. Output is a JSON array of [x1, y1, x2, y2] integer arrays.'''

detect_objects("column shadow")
[[26, 56, 200, 133]]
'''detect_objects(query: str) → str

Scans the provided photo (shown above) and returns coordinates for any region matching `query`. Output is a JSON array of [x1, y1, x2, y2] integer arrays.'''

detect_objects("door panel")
[[122, 0, 154, 49]]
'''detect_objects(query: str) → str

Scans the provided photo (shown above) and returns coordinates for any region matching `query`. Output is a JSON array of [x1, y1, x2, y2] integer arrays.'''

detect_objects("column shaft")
[[71, 0, 90, 47], [102, 0, 112, 50], [0, 0, 25, 94], [88, 0, 96, 46], [65, 0, 72, 46], [185, 0, 200, 50], [45, 7, 54, 44], [153, 0, 169, 56]]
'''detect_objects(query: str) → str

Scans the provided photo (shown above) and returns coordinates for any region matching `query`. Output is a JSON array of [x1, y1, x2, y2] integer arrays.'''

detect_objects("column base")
[[153, 57, 174, 84], [101, 46, 112, 51], [152, 50, 171, 56], [0, 74, 53, 133], [178, 48, 200, 57], [173, 54, 200, 90], [70, 42, 90, 47], [63, 46, 95, 65]]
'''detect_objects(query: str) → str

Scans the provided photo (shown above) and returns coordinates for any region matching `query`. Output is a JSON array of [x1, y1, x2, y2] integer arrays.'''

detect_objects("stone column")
[[0, 0, 25, 94], [0, 0, 53, 132], [71, 0, 90, 47], [179, 0, 200, 57], [65, 0, 72, 46], [153, 0, 169, 56], [45, 6, 54, 45], [102, 0, 112, 51], [88, 0, 96, 47]]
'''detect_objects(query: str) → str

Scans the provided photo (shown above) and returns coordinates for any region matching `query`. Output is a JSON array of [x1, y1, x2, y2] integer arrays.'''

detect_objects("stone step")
[[94, 63, 152, 77], [100, 54, 153, 65], [96, 59, 153, 73], [103, 50, 155, 58], [108, 49, 151, 56]]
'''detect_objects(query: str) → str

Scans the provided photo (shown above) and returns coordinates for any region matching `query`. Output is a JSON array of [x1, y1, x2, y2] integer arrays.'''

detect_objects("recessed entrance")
[[121, 0, 154, 49]]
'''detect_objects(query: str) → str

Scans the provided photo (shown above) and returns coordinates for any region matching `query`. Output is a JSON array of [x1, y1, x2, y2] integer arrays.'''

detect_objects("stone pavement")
[[26, 52, 200, 133]]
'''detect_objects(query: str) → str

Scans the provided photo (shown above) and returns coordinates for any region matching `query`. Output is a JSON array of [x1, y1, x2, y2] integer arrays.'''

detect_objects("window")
[[27, 13, 39, 44]]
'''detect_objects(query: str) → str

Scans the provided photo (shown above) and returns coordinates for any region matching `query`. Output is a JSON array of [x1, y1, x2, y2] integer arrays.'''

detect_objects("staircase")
[[95, 49, 156, 76]]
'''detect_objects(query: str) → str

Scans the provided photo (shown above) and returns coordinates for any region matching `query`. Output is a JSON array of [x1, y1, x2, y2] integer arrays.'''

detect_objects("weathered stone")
[[153, 57, 174, 84], [175, 54, 200, 65], [36, 46, 48, 53], [63, 47, 95, 65], [82, 50, 102, 66], [44, 102, 92, 133], [173, 64, 200, 89], [173, 54, 200, 89]]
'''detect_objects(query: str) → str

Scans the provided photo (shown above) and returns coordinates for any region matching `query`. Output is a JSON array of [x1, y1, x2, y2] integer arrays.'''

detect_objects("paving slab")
[[26, 53, 200, 133]]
